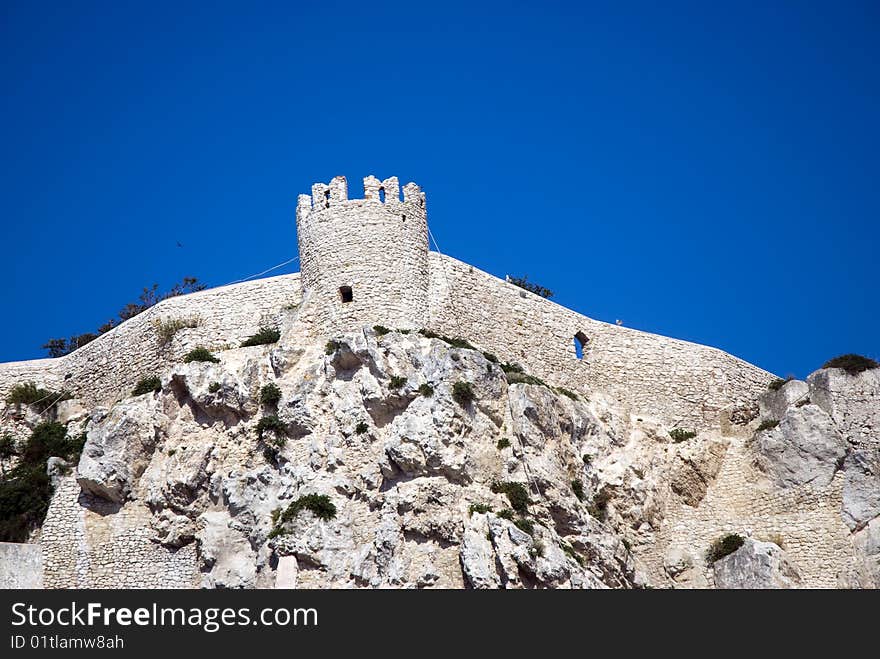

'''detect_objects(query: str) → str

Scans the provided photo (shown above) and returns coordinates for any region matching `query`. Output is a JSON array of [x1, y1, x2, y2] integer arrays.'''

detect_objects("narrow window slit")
[[339, 286, 353, 303]]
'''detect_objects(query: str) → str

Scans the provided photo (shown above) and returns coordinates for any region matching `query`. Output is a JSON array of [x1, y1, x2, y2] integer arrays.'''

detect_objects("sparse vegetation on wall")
[[571, 479, 585, 501], [5, 383, 71, 413], [389, 376, 407, 389], [131, 376, 161, 396], [417, 383, 434, 397], [154, 316, 201, 346], [183, 347, 219, 364], [757, 419, 779, 432], [355, 421, 369, 435], [269, 494, 337, 537], [42, 277, 206, 357], [241, 326, 281, 347], [768, 376, 793, 391], [507, 275, 554, 299]]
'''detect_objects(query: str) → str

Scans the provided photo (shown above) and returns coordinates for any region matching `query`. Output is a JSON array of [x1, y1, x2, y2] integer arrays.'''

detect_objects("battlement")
[[296, 175, 425, 217]]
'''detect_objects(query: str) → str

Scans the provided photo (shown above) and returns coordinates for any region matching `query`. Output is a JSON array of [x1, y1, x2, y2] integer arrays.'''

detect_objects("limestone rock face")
[[712, 539, 802, 589], [25, 328, 880, 589], [754, 405, 846, 488], [76, 397, 167, 503]]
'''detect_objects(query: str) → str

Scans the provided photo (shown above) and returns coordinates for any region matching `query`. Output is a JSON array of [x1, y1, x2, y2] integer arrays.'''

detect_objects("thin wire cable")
[[224, 256, 299, 286]]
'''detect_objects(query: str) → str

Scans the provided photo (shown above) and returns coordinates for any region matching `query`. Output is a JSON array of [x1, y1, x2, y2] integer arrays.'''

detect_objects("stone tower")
[[295, 175, 430, 335]]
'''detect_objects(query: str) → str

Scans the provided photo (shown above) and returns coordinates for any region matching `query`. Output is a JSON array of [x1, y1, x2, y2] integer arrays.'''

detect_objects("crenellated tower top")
[[295, 175, 430, 335]]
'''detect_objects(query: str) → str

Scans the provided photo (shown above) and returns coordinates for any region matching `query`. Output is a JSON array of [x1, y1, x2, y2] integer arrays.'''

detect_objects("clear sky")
[[1, 1, 877, 377]]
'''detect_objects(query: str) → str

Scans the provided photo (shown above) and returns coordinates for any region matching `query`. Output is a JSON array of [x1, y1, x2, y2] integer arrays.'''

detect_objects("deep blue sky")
[[1, 1, 877, 377]]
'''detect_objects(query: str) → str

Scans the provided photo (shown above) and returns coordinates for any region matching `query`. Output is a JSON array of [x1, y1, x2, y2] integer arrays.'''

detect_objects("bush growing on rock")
[[587, 489, 612, 521], [757, 419, 779, 432], [418, 329, 476, 350], [278, 494, 337, 525], [491, 481, 530, 513], [417, 383, 434, 397], [325, 340, 340, 355], [183, 347, 219, 364], [373, 325, 391, 336], [131, 376, 161, 396], [669, 428, 696, 443], [452, 381, 475, 405], [0, 422, 85, 542], [389, 375, 407, 389], [260, 383, 282, 406], [355, 421, 369, 435], [514, 518, 535, 535], [706, 533, 745, 563], [469, 503, 492, 516], [821, 354, 879, 375], [5, 383, 71, 413], [256, 416, 287, 446], [241, 326, 281, 347], [496, 438, 511, 449], [768, 376, 793, 391], [208, 382, 221, 393], [571, 479, 585, 501]]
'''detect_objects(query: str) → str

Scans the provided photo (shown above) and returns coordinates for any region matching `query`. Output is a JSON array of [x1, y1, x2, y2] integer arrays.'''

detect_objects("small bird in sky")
[[176, 241, 184, 248]]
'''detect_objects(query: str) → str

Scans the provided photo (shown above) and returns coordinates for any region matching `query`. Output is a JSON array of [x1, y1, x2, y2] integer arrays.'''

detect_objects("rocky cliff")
[[2, 329, 877, 588]]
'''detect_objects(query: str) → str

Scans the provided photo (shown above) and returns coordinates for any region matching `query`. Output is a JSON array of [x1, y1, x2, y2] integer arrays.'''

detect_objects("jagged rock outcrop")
[[712, 539, 802, 589], [7, 328, 878, 589]]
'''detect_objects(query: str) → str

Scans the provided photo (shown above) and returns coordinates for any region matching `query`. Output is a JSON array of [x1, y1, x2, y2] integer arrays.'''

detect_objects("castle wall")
[[40, 476, 198, 588], [0, 542, 43, 588], [296, 176, 430, 335], [427, 253, 774, 429], [642, 434, 854, 588], [0, 274, 302, 409]]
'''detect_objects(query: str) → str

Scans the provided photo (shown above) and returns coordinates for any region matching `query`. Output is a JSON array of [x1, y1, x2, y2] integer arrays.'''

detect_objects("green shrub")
[[822, 354, 879, 375], [256, 416, 287, 446], [452, 381, 475, 405], [260, 383, 282, 406], [499, 362, 524, 375], [355, 421, 369, 435], [496, 508, 515, 521], [482, 351, 498, 364], [325, 340, 340, 355], [496, 438, 511, 449], [468, 503, 492, 516], [373, 325, 391, 336], [706, 533, 745, 563], [582, 454, 592, 464], [5, 383, 71, 413], [132, 376, 161, 396], [491, 481, 530, 513], [757, 419, 779, 432], [555, 387, 579, 401], [768, 376, 793, 391], [506, 371, 549, 387], [418, 329, 476, 350], [507, 275, 554, 299], [571, 479, 585, 501], [154, 316, 200, 346], [389, 375, 407, 389], [669, 428, 696, 443], [241, 326, 281, 347], [278, 494, 337, 523], [208, 382, 221, 394], [587, 488, 612, 521], [0, 422, 84, 542], [183, 347, 219, 363], [514, 518, 534, 535], [418, 383, 434, 397]]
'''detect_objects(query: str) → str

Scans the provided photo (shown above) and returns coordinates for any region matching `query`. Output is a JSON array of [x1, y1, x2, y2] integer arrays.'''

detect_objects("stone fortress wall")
[[427, 253, 774, 429], [0, 274, 303, 410], [0, 174, 783, 588]]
